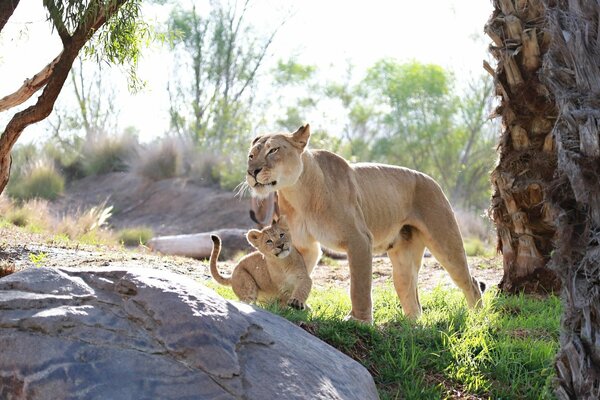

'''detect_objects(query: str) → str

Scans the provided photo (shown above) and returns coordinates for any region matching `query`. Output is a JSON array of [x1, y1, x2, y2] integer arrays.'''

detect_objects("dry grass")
[[0, 196, 117, 246]]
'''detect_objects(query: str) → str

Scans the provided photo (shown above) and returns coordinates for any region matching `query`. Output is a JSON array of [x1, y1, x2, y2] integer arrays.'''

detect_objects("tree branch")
[[0, 53, 62, 112], [45, 0, 72, 44]]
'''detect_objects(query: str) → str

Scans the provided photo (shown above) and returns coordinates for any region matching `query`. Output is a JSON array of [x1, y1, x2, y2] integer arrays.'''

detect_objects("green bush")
[[117, 227, 154, 247], [7, 161, 65, 201], [130, 137, 183, 181], [464, 237, 494, 257], [81, 132, 138, 176]]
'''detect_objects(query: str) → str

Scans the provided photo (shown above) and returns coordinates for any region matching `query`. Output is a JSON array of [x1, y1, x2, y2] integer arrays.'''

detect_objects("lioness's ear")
[[291, 124, 310, 149], [246, 229, 262, 247]]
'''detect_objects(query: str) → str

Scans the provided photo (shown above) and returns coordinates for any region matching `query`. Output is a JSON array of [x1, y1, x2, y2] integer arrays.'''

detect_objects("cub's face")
[[247, 218, 292, 259], [246, 125, 311, 198]]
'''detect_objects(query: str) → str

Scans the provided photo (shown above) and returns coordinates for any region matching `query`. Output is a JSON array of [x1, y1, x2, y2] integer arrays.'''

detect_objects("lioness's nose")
[[248, 168, 262, 177]]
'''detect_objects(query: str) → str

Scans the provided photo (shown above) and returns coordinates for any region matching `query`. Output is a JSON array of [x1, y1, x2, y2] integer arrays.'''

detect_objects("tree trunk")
[[484, 0, 561, 293], [542, 0, 600, 397], [147, 229, 252, 260]]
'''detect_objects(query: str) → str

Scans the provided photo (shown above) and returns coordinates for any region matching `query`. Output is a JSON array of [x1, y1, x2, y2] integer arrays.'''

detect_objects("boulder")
[[0, 267, 379, 400]]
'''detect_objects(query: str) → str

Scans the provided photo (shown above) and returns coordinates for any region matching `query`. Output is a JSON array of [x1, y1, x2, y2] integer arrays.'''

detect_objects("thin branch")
[[45, 0, 71, 44]]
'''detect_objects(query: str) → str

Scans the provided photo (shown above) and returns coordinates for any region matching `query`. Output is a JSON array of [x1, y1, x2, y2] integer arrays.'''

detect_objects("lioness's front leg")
[[346, 231, 374, 323], [295, 240, 321, 275]]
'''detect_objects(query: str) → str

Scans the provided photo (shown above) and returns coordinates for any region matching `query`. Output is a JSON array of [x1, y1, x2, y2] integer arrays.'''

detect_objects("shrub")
[[81, 132, 138, 176], [56, 204, 116, 245], [3, 199, 53, 231], [7, 160, 65, 201], [117, 227, 154, 247], [464, 237, 494, 257], [130, 137, 184, 181]]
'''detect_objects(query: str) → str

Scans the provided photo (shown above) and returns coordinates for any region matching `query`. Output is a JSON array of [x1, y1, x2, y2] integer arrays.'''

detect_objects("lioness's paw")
[[288, 298, 305, 310], [344, 312, 373, 324]]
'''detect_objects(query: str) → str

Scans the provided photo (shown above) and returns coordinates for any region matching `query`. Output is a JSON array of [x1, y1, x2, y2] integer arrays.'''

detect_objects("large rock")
[[0, 267, 379, 400]]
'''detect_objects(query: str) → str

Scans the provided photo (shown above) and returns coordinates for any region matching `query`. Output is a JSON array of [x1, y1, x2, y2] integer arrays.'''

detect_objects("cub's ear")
[[246, 229, 262, 247], [291, 124, 310, 149]]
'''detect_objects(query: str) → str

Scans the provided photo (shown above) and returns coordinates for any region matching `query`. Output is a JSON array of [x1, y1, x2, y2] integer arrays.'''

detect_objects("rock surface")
[[0, 267, 379, 400]]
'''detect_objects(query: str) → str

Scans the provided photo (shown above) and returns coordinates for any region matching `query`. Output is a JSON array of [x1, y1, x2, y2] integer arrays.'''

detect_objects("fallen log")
[[148, 229, 252, 260]]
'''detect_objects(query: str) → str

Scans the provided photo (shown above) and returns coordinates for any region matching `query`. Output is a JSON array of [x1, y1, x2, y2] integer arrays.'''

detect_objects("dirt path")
[[1, 225, 503, 292]]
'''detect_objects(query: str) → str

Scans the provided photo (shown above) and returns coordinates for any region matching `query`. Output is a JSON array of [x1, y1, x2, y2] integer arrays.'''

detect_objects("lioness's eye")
[[248, 154, 254, 160], [266, 239, 273, 245], [279, 233, 284, 238], [268, 147, 279, 155]]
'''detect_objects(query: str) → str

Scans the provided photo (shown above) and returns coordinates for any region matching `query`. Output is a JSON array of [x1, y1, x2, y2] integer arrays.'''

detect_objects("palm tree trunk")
[[542, 0, 600, 397], [484, 0, 561, 293]]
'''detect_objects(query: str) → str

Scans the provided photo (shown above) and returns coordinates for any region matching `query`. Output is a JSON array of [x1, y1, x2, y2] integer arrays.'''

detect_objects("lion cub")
[[209, 217, 312, 310]]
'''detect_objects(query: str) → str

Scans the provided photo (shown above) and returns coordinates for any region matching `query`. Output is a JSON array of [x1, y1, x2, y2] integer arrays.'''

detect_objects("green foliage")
[[320, 60, 497, 209], [29, 252, 48, 267], [7, 161, 65, 201], [117, 226, 153, 246], [273, 59, 317, 85], [208, 280, 560, 399]]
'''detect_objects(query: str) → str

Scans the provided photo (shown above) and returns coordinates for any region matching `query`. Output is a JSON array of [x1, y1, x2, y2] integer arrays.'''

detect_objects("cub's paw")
[[288, 298, 305, 310]]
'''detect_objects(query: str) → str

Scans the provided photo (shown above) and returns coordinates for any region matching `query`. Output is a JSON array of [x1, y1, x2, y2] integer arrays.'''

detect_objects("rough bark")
[[0, 0, 128, 196], [542, 0, 600, 397], [485, 0, 561, 293]]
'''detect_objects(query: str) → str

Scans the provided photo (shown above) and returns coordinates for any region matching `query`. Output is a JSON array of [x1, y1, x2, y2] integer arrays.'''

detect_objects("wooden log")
[[148, 229, 252, 260]]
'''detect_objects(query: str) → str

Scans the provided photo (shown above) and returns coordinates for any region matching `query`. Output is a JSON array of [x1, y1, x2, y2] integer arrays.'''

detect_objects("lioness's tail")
[[210, 235, 231, 286]]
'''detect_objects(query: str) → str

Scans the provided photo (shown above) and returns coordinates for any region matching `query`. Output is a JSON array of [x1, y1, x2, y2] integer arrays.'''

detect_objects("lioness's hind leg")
[[422, 226, 483, 309], [231, 270, 259, 303], [388, 232, 426, 319]]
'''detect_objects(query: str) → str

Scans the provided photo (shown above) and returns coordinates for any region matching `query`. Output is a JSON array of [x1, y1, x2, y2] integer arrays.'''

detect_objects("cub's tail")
[[210, 235, 231, 286]]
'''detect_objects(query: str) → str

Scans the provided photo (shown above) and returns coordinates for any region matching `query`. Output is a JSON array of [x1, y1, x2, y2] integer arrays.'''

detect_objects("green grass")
[[117, 227, 154, 247], [7, 162, 65, 201], [208, 281, 561, 399]]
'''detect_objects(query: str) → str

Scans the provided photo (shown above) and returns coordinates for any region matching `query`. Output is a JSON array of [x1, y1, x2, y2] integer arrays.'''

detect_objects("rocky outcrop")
[[0, 267, 379, 400]]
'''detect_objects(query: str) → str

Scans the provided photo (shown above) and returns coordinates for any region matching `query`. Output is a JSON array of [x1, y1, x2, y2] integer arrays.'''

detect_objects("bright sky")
[[0, 0, 493, 143]]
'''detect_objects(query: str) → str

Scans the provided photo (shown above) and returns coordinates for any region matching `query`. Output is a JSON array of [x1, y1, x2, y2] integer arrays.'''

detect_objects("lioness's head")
[[246, 216, 292, 259], [246, 124, 311, 198]]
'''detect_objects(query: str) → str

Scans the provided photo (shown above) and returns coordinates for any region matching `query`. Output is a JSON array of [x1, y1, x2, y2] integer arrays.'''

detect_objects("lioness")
[[246, 124, 483, 322], [209, 217, 312, 310]]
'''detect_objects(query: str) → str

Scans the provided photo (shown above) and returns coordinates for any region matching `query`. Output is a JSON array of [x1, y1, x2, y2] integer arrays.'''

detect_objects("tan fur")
[[246, 124, 483, 322], [209, 217, 312, 309]]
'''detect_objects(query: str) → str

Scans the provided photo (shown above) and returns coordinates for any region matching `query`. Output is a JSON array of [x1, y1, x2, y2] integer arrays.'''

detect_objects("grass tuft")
[[81, 132, 138, 176], [7, 160, 65, 201], [117, 227, 154, 246]]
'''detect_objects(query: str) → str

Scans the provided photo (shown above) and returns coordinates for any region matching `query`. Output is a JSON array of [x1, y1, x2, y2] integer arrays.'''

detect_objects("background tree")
[[167, 0, 279, 151], [542, 0, 600, 397], [484, 0, 560, 293], [357, 59, 496, 209], [0, 0, 147, 195]]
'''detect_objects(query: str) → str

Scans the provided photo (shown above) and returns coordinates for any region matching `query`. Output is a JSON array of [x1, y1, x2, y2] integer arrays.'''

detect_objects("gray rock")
[[0, 267, 379, 400]]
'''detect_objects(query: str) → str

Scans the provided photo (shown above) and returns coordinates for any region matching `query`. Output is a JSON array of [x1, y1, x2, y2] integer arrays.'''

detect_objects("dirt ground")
[[0, 224, 503, 292]]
